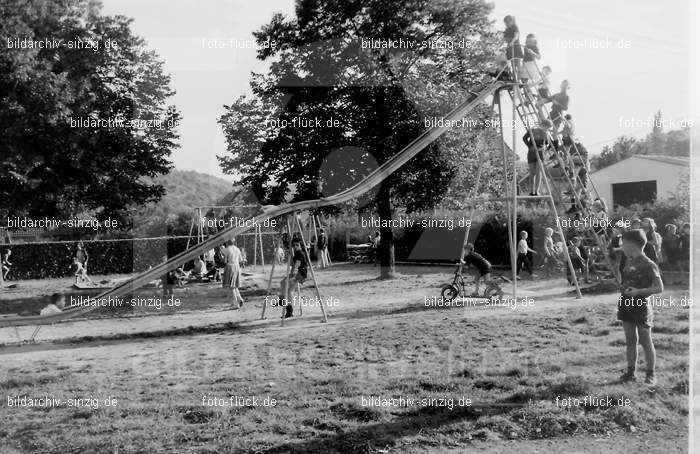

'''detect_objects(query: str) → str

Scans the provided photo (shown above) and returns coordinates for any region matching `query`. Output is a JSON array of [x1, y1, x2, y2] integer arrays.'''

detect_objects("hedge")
[[1, 234, 279, 281]]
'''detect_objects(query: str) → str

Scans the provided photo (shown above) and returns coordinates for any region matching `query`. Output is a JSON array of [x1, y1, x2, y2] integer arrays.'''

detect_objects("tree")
[[590, 110, 690, 171], [0, 0, 180, 224], [219, 0, 499, 278], [590, 136, 640, 171]]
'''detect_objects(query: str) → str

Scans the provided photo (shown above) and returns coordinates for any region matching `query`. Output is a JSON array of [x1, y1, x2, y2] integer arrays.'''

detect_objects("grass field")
[[0, 265, 689, 453]]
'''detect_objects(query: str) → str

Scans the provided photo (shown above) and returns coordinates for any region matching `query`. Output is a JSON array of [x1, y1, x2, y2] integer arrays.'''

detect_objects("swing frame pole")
[[294, 212, 328, 323]]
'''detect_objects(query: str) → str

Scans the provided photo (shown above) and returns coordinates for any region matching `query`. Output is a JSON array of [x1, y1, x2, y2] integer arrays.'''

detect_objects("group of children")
[[493, 16, 589, 198], [161, 239, 246, 307], [609, 218, 691, 283], [158, 222, 331, 318]]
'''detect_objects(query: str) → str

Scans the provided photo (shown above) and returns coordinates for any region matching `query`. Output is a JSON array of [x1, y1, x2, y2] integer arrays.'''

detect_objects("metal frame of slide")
[[0, 81, 504, 328]]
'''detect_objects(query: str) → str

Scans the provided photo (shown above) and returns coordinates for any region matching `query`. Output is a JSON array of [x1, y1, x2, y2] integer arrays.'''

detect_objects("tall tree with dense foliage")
[[219, 0, 499, 277], [0, 0, 180, 224]]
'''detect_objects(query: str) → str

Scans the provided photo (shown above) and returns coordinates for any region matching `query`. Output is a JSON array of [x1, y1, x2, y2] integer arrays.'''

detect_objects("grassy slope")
[[130, 170, 235, 236], [0, 271, 689, 453]]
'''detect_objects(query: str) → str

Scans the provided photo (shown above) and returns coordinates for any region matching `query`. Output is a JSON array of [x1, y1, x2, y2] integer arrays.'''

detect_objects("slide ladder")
[[507, 72, 619, 284]]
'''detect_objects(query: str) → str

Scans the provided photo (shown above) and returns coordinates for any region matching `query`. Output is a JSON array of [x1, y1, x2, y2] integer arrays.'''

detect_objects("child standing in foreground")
[[618, 230, 663, 385]]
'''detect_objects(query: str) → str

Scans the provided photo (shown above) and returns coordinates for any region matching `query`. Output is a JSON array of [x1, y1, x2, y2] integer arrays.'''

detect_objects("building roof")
[[591, 154, 689, 176], [632, 155, 689, 166]]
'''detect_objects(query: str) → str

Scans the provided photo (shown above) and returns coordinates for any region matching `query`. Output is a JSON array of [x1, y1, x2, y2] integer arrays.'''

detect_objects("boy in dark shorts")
[[280, 238, 308, 318], [618, 230, 663, 385], [462, 243, 493, 296], [522, 119, 552, 196], [566, 237, 587, 285]]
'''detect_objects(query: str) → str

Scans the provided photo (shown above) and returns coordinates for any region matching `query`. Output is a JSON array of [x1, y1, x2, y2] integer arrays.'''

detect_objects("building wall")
[[589, 157, 686, 207]]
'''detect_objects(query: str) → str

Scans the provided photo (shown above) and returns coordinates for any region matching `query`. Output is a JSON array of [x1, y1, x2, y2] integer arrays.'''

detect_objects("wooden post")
[[311, 214, 320, 268], [511, 87, 519, 297], [258, 224, 266, 272], [253, 225, 258, 273], [280, 216, 293, 327], [319, 215, 333, 266], [294, 213, 328, 323], [497, 89, 516, 296], [185, 209, 197, 250], [260, 236, 278, 320]]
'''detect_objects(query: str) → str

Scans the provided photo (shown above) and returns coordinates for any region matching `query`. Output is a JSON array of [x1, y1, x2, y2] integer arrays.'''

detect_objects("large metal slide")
[[0, 81, 503, 327]]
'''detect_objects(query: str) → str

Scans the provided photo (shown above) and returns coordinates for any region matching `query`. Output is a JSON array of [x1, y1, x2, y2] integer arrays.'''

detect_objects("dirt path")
[[0, 264, 690, 350]]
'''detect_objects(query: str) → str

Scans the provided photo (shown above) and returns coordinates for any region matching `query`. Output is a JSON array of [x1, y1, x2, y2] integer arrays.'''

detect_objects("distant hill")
[[153, 170, 233, 210], [130, 170, 235, 237]]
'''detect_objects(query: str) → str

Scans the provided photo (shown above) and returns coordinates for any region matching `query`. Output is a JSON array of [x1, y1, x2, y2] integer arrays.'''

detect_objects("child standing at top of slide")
[[491, 15, 523, 80], [503, 16, 523, 68], [617, 229, 663, 385], [520, 34, 541, 85]]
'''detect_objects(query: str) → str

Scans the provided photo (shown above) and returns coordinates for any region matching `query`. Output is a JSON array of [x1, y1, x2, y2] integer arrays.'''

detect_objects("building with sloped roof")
[[589, 155, 689, 208]]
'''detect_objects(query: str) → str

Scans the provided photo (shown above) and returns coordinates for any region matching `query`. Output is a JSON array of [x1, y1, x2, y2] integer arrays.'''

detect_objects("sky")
[[101, 0, 693, 180]]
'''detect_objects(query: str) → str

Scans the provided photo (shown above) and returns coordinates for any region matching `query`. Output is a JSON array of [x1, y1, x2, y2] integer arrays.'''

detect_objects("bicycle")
[[440, 262, 505, 302]]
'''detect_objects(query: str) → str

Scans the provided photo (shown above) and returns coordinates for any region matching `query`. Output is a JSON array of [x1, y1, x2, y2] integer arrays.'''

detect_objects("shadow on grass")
[[263, 403, 487, 454]]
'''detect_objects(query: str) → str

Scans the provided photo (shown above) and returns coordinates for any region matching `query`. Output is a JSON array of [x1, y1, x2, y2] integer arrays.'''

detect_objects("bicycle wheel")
[[440, 284, 460, 302], [484, 283, 503, 300]]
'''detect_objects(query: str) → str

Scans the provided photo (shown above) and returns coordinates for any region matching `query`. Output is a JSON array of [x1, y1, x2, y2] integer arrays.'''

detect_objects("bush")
[[613, 198, 688, 229], [4, 238, 189, 280], [2, 230, 285, 280]]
